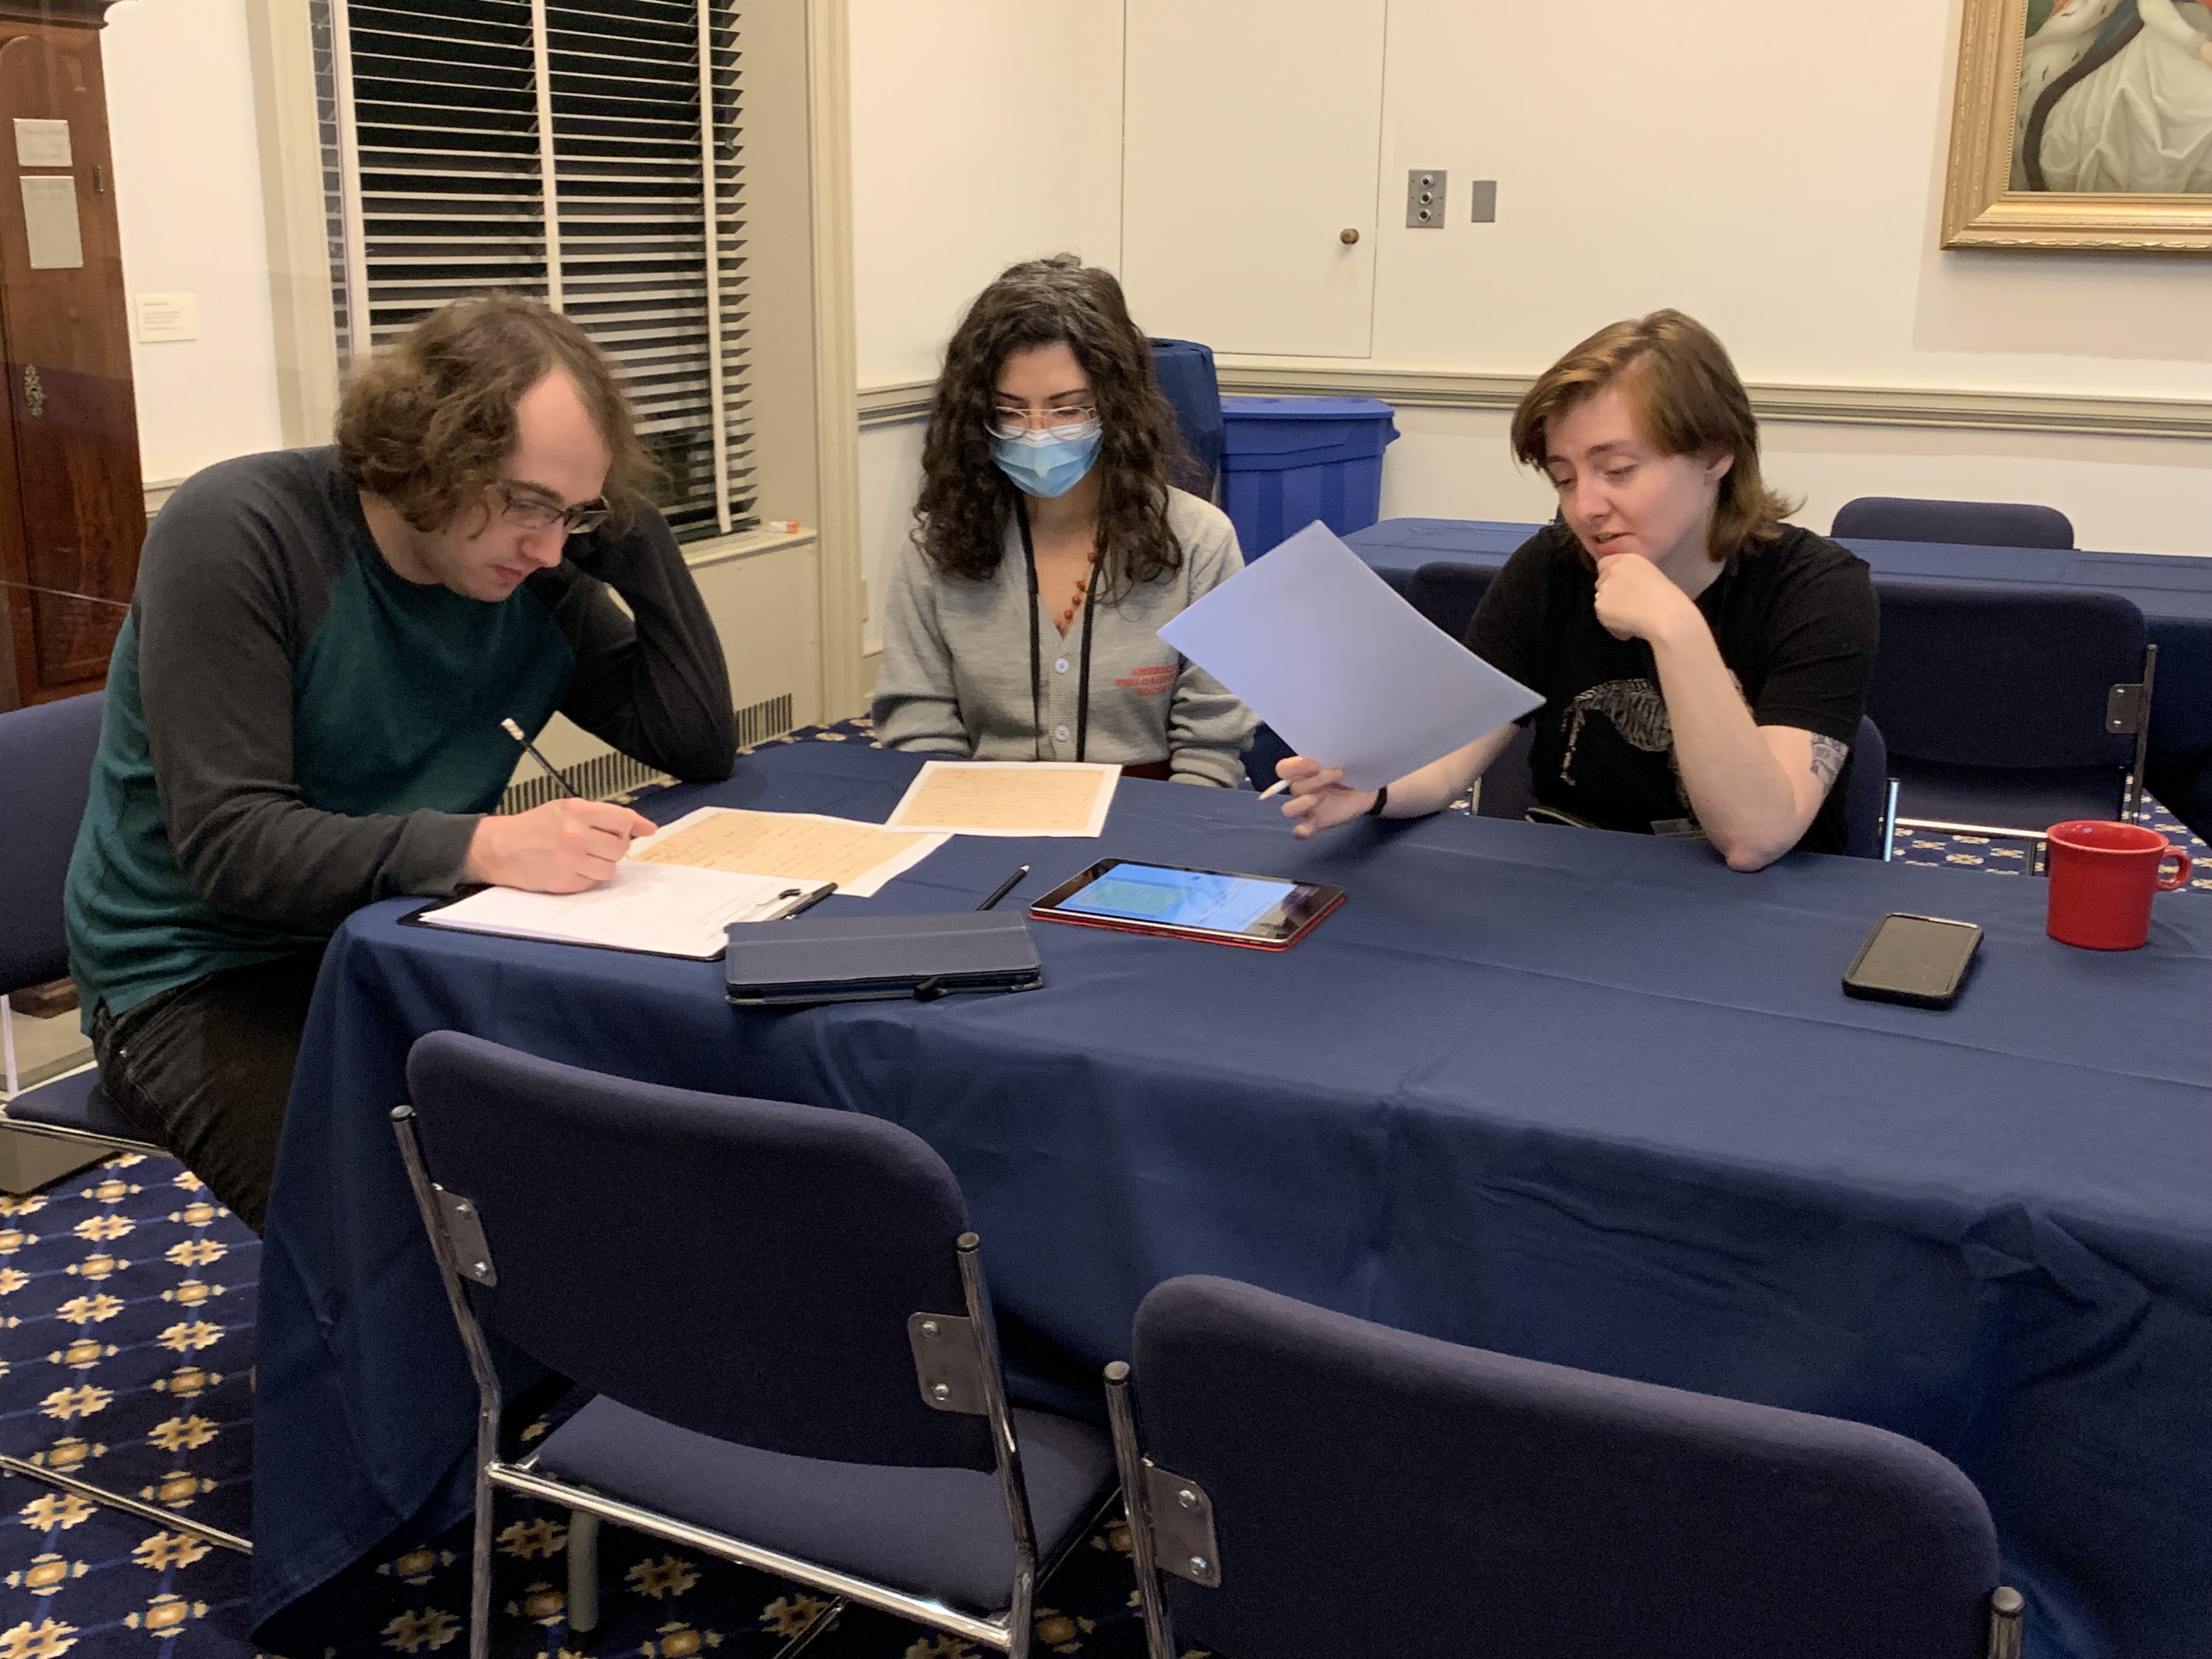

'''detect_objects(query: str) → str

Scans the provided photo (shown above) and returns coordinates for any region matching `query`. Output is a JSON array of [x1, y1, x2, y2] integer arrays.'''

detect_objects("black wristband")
[[1366, 785, 1390, 817]]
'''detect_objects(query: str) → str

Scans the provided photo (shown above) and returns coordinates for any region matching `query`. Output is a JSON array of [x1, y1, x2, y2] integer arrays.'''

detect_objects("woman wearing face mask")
[[1279, 309, 1877, 872], [872, 255, 1256, 785]]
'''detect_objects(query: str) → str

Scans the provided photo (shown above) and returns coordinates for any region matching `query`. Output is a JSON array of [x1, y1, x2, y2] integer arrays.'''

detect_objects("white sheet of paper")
[[1158, 520, 1542, 792], [20, 176, 82, 270], [885, 760, 1120, 837], [13, 119, 69, 168], [419, 861, 816, 959]]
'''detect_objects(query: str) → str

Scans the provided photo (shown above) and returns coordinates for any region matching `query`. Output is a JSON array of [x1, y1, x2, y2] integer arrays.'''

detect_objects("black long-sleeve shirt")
[[65, 446, 735, 1018]]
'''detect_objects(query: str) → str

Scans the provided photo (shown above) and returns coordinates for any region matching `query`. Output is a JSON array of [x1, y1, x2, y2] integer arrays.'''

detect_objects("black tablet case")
[[725, 912, 1044, 1006]]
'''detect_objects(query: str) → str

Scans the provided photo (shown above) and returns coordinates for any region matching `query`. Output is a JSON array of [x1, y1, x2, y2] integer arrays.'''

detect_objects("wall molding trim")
[[857, 380, 934, 427], [857, 367, 2212, 442]]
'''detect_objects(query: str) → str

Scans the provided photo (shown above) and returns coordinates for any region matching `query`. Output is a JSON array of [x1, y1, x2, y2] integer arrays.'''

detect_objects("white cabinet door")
[[1121, 0, 1386, 358]]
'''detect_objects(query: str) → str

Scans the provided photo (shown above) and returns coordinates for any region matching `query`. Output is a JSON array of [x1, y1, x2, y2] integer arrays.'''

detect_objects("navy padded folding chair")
[[1242, 723, 1295, 793], [1106, 1276, 2022, 1659], [1833, 496, 2074, 550], [1842, 713, 1897, 862], [1869, 582, 2153, 856], [396, 1031, 1118, 1659], [1406, 559, 1496, 644], [0, 692, 163, 1155], [0, 694, 243, 1548], [1149, 337, 1222, 499]]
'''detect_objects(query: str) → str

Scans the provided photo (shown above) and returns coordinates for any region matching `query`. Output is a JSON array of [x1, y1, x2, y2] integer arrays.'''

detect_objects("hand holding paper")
[[1156, 522, 1540, 792]]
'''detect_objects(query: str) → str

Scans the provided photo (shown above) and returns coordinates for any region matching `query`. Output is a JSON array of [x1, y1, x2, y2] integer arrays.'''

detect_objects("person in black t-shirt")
[[1278, 309, 1877, 870]]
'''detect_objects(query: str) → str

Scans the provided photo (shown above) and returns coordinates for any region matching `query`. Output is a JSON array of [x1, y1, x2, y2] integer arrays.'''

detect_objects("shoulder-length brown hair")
[[914, 255, 1191, 599], [336, 294, 659, 534], [1509, 309, 1797, 563]]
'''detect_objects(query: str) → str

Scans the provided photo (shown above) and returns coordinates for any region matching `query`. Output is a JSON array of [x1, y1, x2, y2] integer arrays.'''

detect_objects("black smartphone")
[[1842, 913, 1983, 1008]]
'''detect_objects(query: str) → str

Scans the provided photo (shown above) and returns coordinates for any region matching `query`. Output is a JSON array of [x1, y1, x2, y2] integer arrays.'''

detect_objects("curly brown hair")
[[914, 255, 1192, 600], [1510, 309, 1799, 563], [336, 295, 658, 534]]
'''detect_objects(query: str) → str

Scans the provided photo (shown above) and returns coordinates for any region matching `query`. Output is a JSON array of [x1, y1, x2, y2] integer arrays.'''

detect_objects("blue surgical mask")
[[990, 420, 1102, 499]]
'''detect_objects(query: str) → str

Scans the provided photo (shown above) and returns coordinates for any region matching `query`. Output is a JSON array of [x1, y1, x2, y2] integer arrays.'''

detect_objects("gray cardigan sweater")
[[872, 489, 1257, 787]]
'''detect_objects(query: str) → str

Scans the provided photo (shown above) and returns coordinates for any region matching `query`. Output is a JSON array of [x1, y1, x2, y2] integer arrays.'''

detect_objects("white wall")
[[105, 0, 286, 486], [1346, 0, 2212, 552], [1362, 0, 2209, 398], [848, 0, 1124, 388], [848, 0, 1126, 650], [851, 0, 2212, 562]]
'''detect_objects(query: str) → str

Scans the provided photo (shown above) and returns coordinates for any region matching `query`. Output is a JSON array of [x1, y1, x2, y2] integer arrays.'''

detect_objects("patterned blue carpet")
[[1, 720, 2203, 1657]]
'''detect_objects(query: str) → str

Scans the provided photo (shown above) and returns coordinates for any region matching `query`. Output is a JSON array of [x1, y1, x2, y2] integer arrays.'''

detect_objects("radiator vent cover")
[[736, 692, 795, 751], [499, 750, 670, 815], [496, 692, 798, 815]]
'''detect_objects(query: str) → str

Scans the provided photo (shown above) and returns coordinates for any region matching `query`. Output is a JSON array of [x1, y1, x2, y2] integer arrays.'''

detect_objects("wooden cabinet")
[[0, 0, 143, 711]]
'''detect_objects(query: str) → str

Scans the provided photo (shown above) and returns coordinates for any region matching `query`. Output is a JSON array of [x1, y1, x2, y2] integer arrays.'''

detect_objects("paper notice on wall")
[[20, 177, 82, 270], [13, 119, 70, 169], [135, 293, 199, 343]]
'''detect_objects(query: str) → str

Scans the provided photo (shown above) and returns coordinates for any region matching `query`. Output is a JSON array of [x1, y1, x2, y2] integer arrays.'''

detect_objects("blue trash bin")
[[1218, 396, 1398, 558]]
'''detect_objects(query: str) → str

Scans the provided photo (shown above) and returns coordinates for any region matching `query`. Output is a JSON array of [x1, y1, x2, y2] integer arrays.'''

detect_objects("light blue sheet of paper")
[[1159, 520, 1542, 792]]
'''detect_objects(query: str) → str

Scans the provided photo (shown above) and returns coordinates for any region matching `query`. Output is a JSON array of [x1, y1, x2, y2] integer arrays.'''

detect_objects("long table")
[[250, 742, 2212, 1659], [1344, 518, 2212, 843]]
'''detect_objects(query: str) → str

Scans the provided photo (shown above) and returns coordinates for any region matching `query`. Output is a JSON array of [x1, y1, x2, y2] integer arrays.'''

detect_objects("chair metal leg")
[[1986, 1584, 2024, 1658], [1881, 780, 1898, 862], [957, 1235, 1037, 1659], [567, 1507, 601, 1634], [470, 1432, 496, 1659], [396, 1106, 511, 1659], [0, 1453, 252, 1553], [1103, 1363, 1177, 1659], [2126, 644, 2157, 822], [769, 1595, 847, 1657]]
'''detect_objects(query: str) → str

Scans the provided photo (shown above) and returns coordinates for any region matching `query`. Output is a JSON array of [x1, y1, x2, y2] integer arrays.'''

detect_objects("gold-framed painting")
[[1943, 0, 2212, 251]]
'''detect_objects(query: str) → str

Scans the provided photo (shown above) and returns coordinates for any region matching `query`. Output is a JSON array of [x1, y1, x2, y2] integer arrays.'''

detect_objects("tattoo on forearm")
[[1808, 735, 1849, 793]]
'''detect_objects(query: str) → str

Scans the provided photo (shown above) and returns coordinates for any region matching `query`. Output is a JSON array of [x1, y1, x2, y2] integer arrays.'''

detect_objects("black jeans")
[[89, 949, 326, 1233]]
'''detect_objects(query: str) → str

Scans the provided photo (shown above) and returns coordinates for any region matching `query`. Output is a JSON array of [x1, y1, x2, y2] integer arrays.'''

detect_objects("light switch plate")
[[1471, 179, 1498, 223], [1406, 168, 1446, 228]]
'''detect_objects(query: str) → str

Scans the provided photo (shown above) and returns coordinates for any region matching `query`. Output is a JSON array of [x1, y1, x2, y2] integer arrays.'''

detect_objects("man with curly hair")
[[63, 295, 735, 1229]]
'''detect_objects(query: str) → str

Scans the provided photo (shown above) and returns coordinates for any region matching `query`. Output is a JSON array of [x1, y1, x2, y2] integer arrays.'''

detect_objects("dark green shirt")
[[66, 447, 734, 1019]]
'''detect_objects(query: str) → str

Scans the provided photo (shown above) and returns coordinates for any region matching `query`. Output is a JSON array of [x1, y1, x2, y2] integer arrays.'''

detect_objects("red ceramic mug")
[[2045, 820, 2193, 951]]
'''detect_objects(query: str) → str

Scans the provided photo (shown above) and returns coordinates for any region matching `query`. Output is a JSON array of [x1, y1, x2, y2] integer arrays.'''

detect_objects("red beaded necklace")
[[1056, 548, 1102, 630]]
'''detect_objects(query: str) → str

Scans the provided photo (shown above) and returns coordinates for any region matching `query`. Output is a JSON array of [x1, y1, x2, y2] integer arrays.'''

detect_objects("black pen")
[[501, 718, 581, 799], [774, 883, 837, 921], [976, 865, 1029, 912]]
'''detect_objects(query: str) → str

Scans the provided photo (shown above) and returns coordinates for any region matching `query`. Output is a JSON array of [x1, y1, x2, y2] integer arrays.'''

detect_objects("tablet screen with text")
[[1031, 860, 1342, 950]]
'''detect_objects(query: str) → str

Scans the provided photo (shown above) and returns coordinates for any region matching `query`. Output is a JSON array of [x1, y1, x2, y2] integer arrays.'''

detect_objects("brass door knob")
[[1339, 228, 1360, 244]]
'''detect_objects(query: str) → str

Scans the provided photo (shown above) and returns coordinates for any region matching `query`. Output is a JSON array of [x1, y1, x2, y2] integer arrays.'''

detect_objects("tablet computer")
[[1030, 859, 1342, 951]]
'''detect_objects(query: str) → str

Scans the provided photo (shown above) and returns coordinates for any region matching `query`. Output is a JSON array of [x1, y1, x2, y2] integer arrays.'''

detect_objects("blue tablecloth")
[[1345, 518, 2212, 843], [251, 742, 2212, 1658]]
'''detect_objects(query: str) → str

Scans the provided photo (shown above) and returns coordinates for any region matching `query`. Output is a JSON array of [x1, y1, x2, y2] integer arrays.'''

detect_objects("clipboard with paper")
[[1158, 522, 1542, 791]]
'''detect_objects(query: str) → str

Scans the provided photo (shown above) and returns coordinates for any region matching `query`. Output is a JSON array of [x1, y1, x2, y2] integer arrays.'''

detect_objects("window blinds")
[[314, 0, 752, 540]]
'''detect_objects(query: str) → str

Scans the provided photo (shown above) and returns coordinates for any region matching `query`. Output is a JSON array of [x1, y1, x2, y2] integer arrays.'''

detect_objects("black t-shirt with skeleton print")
[[1466, 520, 1878, 854]]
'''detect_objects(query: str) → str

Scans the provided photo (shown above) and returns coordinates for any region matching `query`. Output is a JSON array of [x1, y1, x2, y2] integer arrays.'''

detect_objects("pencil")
[[501, 718, 581, 798]]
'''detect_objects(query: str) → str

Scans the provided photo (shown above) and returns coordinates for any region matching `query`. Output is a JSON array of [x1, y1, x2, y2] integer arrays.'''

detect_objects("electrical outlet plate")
[[1406, 168, 1446, 228], [1471, 179, 1498, 223]]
